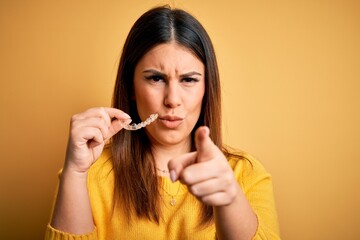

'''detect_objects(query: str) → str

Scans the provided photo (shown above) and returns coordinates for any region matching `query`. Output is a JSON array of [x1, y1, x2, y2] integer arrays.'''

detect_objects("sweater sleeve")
[[44, 224, 98, 240], [232, 155, 281, 239]]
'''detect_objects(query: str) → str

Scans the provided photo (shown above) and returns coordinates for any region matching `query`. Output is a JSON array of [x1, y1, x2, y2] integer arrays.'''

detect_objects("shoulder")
[[226, 150, 272, 193], [227, 150, 269, 176]]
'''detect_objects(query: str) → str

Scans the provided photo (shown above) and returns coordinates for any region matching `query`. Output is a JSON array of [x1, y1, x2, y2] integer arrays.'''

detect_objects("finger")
[[72, 127, 105, 151], [74, 107, 131, 130], [200, 192, 235, 206], [74, 107, 130, 120], [167, 152, 197, 182], [195, 126, 215, 163], [72, 117, 110, 140], [103, 107, 131, 120], [98, 107, 112, 127], [189, 178, 225, 197], [107, 118, 132, 139], [87, 129, 106, 149], [71, 107, 131, 139], [103, 107, 132, 138], [180, 160, 218, 185]]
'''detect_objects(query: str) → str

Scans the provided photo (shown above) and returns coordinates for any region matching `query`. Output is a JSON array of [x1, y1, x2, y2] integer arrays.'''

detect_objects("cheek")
[[194, 86, 205, 109], [186, 90, 204, 114], [134, 81, 148, 102], [140, 90, 160, 104], [134, 86, 162, 114]]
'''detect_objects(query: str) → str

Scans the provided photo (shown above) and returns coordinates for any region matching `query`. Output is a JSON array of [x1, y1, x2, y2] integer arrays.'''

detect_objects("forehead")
[[136, 42, 204, 73]]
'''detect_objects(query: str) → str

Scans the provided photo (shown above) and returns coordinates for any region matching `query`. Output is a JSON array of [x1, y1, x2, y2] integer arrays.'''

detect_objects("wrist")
[[61, 165, 89, 181], [63, 155, 92, 173]]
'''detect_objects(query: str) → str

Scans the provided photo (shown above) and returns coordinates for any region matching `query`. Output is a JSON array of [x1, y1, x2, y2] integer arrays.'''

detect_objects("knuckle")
[[227, 187, 237, 202], [181, 169, 192, 183], [200, 196, 208, 204], [70, 114, 79, 122], [224, 173, 234, 185], [99, 107, 106, 117], [202, 195, 214, 206], [167, 160, 176, 170], [190, 185, 199, 196]]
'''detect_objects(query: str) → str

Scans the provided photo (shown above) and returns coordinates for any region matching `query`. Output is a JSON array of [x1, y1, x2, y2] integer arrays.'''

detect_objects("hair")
[[111, 5, 232, 226]]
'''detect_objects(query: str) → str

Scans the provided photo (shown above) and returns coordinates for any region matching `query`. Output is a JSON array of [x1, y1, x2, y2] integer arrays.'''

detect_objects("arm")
[[50, 167, 94, 234], [169, 126, 279, 240], [212, 160, 280, 240], [49, 107, 130, 235], [213, 185, 258, 240]]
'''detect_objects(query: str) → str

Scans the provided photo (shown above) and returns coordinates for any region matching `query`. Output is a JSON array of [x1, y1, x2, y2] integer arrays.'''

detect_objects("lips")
[[158, 115, 184, 128]]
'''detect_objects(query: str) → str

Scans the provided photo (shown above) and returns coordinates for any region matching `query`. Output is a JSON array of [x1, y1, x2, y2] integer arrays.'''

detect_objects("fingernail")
[[170, 170, 177, 182], [123, 118, 132, 125], [122, 112, 131, 119], [204, 126, 209, 135]]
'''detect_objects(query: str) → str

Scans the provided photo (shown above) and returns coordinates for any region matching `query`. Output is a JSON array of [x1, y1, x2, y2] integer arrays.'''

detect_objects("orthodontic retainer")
[[121, 113, 158, 131]]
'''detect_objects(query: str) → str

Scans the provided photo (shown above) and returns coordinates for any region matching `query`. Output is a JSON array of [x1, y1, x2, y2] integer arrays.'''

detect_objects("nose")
[[164, 82, 181, 108]]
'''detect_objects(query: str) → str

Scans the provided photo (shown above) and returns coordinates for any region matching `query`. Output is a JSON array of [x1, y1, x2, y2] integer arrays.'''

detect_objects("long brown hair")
[[111, 5, 223, 226]]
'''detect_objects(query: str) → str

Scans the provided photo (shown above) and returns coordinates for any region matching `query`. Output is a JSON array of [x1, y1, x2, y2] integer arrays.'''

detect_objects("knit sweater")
[[45, 149, 280, 239]]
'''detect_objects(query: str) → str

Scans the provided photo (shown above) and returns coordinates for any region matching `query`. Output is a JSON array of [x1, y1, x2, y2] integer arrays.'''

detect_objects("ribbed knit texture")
[[45, 149, 280, 240], [45, 225, 97, 240]]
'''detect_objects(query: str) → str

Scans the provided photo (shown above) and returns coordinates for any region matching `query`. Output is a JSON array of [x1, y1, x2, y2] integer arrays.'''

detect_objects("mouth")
[[159, 115, 183, 121], [158, 115, 184, 128]]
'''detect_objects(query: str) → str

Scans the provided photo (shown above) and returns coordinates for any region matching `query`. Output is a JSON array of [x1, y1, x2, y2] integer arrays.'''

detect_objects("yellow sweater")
[[45, 150, 280, 239]]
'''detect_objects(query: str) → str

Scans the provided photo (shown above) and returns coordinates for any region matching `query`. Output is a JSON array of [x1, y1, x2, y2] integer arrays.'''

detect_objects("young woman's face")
[[133, 42, 205, 149]]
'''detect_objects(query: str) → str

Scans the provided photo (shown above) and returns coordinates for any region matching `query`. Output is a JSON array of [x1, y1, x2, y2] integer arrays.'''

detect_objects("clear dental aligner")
[[121, 113, 158, 131]]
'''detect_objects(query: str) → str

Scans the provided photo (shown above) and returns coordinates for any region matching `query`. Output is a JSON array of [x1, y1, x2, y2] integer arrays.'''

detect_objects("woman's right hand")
[[64, 107, 131, 173]]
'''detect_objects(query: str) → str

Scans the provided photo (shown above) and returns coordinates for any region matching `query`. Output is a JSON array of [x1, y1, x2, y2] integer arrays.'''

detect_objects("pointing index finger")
[[168, 152, 197, 182], [195, 126, 214, 163]]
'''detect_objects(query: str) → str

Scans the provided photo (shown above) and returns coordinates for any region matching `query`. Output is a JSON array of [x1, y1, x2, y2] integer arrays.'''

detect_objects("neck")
[[151, 138, 192, 173]]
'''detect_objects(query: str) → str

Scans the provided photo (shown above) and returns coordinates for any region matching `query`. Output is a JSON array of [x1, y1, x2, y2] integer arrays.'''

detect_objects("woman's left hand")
[[168, 126, 239, 206]]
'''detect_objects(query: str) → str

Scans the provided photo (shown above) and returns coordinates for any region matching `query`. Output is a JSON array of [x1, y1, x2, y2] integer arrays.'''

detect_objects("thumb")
[[104, 108, 132, 140], [195, 126, 215, 163], [107, 118, 131, 139]]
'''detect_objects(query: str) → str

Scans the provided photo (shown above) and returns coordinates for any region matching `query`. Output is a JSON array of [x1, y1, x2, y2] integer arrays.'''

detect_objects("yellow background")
[[1, 0, 359, 239]]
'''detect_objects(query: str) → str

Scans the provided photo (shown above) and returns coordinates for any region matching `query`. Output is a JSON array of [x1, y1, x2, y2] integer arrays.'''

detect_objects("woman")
[[45, 6, 280, 240]]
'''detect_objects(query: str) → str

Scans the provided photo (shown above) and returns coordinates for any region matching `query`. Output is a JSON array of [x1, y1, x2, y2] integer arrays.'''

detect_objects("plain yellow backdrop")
[[1, 0, 359, 239]]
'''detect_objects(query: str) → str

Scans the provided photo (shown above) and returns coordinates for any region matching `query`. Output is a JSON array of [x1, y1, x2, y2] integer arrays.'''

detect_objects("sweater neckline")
[[159, 177, 187, 195]]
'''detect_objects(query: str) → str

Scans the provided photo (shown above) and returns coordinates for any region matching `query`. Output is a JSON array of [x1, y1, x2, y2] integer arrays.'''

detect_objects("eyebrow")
[[143, 69, 202, 77], [180, 71, 202, 78]]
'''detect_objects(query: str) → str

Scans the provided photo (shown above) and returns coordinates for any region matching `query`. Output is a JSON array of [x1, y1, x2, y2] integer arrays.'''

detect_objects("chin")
[[148, 129, 188, 146]]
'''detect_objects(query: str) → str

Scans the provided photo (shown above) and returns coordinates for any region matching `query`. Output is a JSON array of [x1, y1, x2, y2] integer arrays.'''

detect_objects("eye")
[[181, 77, 200, 85], [182, 77, 198, 82], [145, 75, 164, 83]]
